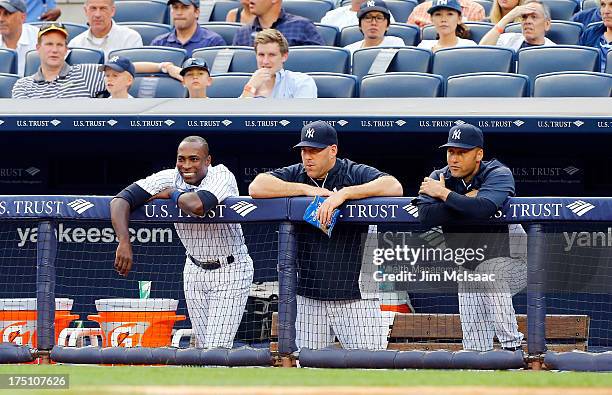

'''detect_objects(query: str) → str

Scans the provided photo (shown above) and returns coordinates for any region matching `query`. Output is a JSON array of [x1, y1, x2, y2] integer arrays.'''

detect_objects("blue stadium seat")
[[582, 0, 598, 9], [129, 76, 186, 97], [432, 46, 515, 78], [0, 73, 19, 98], [24, 48, 105, 77], [607, 51, 612, 74], [284, 46, 350, 73], [29, 22, 88, 42], [200, 22, 241, 45], [314, 23, 340, 46], [0, 49, 17, 74], [517, 45, 599, 83], [207, 73, 251, 98], [114, 0, 169, 24], [360, 72, 444, 97], [446, 72, 529, 97], [352, 46, 431, 79], [385, 0, 418, 22], [109, 46, 187, 66], [117, 22, 172, 45], [422, 21, 494, 42], [307, 72, 359, 97], [504, 21, 583, 45], [192, 46, 256, 74], [542, 0, 580, 20], [473, 0, 493, 16], [283, 0, 333, 22], [533, 71, 612, 97], [210, 0, 240, 22], [340, 23, 420, 47]]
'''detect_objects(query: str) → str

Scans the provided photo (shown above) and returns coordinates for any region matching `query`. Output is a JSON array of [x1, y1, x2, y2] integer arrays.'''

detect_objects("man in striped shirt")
[[12, 23, 183, 98]]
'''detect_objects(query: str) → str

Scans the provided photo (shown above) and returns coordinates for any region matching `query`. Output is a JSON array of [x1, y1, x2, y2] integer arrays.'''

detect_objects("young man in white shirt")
[[321, 0, 395, 31], [68, 0, 142, 60], [343, 0, 404, 54], [0, 0, 38, 76], [100, 55, 134, 98]]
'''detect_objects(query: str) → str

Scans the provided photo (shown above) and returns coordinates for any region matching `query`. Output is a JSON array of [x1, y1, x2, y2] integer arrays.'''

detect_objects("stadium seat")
[[23, 48, 105, 77], [606, 50, 612, 74], [582, 0, 598, 9], [533, 71, 612, 97], [542, 0, 580, 20], [129, 76, 186, 97], [200, 22, 241, 45], [109, 47, 187, 66], [210, 0, 239, 22], [29, 22, 88, 42], [385, 0, 418, 22], [504, 21, 583, 45], [360, 72, 444, 97], [446, 72, 530, 97], [340, 23, 420, 47], [422, 21, 494, 42], [307, 72, 359, 97], [517, 45, 599, 83], [207, 73, 251, 98], [283, 0, 333, 23], [0, 73, 19, 98], [431, 46, 515, 78], [117, 22, 173, 45], [284, 46, 350, 73], [473, 0, 493, 16], [0, 49, 17, 75], [352, 46, 431, 79], [314, 23, 340, 46], [114, 0, 170, 24], [191, 46, 256, 74]]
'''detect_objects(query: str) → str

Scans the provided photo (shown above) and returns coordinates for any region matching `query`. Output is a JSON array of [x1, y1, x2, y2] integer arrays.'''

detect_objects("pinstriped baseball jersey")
[[135, 164, 251, 262]]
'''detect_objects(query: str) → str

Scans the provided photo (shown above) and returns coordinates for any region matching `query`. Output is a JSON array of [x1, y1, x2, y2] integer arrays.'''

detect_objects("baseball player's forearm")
[[176, 190, 217, 217], [417, 202, 460, 227], [110, 198, 131, 243], [249, 174, 313, 198], [444, 192, 498, 219], [340, 176, 403, 200]]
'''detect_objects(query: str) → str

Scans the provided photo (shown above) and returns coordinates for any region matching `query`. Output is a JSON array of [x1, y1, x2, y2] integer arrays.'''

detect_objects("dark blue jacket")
[[572, 7, 601, 27], [579, 22, 609, 71]]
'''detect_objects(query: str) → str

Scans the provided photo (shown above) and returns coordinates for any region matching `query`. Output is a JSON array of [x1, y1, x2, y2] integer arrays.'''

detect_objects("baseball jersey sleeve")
[[268, 164, 303, 182], [476, 167, 515, 207], [349, 162, 388, 185], [197, 165, 238, 203], [135, 169, 177, 195]]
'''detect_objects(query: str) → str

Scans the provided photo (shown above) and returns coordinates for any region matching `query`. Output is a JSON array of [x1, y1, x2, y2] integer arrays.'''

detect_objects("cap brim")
[[358, 7, 391, 18], [180, 65, 209, 76], [293, 141, 329, 149], [427, 5, 462, 14], [439, 143, 479, 149], [38, 27, 68, 38], [99, 64, 127, 73], [0, 3, 19, 13]]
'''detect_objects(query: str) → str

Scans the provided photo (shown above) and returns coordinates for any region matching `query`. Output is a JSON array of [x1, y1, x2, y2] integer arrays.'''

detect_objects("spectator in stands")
[[25, 0, 60, 23], [343, 0, 404, 54], [12, 23, 183, 98], [579, 0, 611, 71], [241, 29, 316, 98], [489, 0, 524, 24], [232, 0, 325, 46], [100, 55, 134, 98], [321, 0, 395, 31], [407, 0, 485, 28], [572, 6, 601, 27], [226, 0, 256, 25], [0, 0, 37, 76], [151, 0, 225, 57], [417, 0, 477, 51], [180, 57, 212, 98], [69, 0, 142, 61], [480, 0, 554, 50]]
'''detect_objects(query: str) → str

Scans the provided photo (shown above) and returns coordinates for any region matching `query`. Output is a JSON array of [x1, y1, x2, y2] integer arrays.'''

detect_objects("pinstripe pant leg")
[[296, 295, 334, 350], [458, 277, 495, 351], [328, 299, 388, 350], [183, 258, 210, 348]]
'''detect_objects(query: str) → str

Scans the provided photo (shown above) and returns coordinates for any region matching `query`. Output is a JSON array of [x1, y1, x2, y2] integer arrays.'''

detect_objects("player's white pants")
[[458, 256, 527, 352], [296, 295, 388, 350], [183, 256, 253, 349]]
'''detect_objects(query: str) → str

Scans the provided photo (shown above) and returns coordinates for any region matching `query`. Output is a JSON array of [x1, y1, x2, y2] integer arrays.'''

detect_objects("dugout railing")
[[0, 195, 610, 371]]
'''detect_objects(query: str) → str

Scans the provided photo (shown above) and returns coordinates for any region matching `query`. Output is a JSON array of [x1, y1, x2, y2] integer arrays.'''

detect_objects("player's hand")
[[248, 68, 273, 90], [419, 174, 450, 200], [39, 8, 61, 21], [465, 189, 479, 198], [115, 241, 133, 277], [317, 190, 346, 227]]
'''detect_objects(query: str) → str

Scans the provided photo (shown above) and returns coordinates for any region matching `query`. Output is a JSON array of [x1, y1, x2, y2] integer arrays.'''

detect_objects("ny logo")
[[305, 128, 315, 138], [437, 0, 448, 4], [109, 56, 119, 63], [367, 0, 375, 6], [452, 130, 461, 139]]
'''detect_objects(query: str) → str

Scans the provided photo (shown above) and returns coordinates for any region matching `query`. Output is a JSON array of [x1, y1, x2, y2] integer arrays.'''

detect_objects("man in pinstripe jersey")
[[110, 136, 254, 349]]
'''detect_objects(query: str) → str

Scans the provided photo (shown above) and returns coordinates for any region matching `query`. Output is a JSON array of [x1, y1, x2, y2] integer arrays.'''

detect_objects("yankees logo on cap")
[[427, 0, 462, 14], [99, 56, 135, 77], [357, 0, 391, 19], [294, 120, 338, 149], [439, 123, 483, 149]]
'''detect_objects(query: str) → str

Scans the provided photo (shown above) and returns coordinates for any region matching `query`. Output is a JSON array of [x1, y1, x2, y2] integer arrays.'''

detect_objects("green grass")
[[0, 365, 610, 389]]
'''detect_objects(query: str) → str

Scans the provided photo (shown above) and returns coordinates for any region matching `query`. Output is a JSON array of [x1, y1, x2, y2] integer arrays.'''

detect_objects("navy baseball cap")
[[439, 124, 484, 149], [0, 0, 26, 13], [167, 0, 199, 8], [428, 0, 462, 14], [357, 0, 391, 19], [294, 120, 338, 149], [180, 58, 209, 76], [99, 56, 135, 77]]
